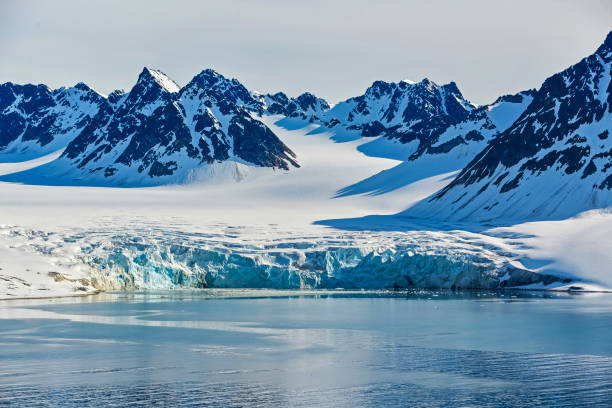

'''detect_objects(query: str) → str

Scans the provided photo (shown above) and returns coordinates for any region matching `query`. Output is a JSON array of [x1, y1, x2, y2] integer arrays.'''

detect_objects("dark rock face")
[[263, 92, 291, 115], [410, 31, 612, 220], [58, 68, 299, 184], [230, 112, 298, 170], [321, 78, 476, 156], [107, 89, 126, 107], [412, 90, 535, 160], [261, 91, 329, 122], [188, 69, 265, 115], [0, 82, 106, 155]]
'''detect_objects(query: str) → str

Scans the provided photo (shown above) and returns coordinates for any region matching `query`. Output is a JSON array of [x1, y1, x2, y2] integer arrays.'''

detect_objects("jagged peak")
[[295, 91, 324, 102], [365, 77, 468, 98], [137, 67, 181, 93], [415, 77, 439, 91], [297, 91, 317, 98], [73, 82, 93, 92], [358, 77, 471, 107], [8, 83, 53, 96], [190, 68, 231, 86], [187, 68, 249, 93], [0, 82, 49, 90], [366, 77, 442, 93], [69, 82, 108, 98], [184, 68, 258, 110], [363, 80, 394, 97], [440, 81, 474, 107], [295, 92, 329, 108], [263, 91, 290, 106], [268, 91, 288, 99], [441, 81, 461, 94], [198, 68, 222, 78]]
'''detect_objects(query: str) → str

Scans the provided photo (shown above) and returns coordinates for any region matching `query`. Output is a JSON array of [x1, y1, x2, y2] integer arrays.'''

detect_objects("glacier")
[[1, 223, 573, 294]]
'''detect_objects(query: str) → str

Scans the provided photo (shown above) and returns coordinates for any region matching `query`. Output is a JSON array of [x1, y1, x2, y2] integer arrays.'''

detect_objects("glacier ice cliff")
[[1, 224, 571, 292]]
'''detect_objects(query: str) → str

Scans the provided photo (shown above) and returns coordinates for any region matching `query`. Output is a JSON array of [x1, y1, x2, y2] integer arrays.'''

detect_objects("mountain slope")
[[0, 82, 107, 161], [3, 68, 299, 186], [406, 31, 612, 221]]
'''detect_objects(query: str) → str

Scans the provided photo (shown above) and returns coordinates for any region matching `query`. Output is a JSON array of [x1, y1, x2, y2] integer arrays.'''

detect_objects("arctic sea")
[[1, 290, 611, 407]]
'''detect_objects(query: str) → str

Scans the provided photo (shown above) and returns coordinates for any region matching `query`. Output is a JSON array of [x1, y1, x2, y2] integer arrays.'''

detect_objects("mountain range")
[[0, 81, 106, 161], [0, 31, 610, 220], [1, 68, 303, 185]]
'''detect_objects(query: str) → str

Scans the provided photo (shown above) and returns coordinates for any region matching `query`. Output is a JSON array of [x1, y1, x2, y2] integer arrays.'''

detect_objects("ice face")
[[1, 224, 569, 294], [88, 241, 563, 291]]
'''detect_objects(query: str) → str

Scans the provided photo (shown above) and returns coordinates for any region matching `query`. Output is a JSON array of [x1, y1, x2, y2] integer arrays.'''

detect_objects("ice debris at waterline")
[[1, 224, 574, 292]]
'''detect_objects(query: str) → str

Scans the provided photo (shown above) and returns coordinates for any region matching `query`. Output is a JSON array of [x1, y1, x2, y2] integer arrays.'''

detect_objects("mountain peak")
[[137, 67, 181, 93], [192, 68, 227, 84], [442, 81, 460, 94], [418, 77, 435, 86], [269, 91, 288, 99], [297, 91, 315, 98], [199, 68, 221, 77], [183, 68, 262, 114], [188, 68, 239, 91], [294, 92, 330, 111], [73, 82, 93, 92]]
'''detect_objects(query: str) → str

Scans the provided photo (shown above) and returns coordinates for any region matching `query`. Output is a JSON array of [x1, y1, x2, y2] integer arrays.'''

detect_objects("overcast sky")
[[1, 0, 610, 105]]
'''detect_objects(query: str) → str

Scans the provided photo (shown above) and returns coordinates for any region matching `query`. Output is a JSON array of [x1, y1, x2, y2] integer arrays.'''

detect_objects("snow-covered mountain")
[[0, 82, 107, 160], [3, 68, 299, 185], [338, 89, 536, 197], [407, 31, 612, 221], [320, 78, 475, 149], [404, 90, 536, 159], [258, 91, 330, 122]]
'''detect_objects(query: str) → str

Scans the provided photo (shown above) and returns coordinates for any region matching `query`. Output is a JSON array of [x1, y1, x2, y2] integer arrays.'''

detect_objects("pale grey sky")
[[1, 0, 610, 105]]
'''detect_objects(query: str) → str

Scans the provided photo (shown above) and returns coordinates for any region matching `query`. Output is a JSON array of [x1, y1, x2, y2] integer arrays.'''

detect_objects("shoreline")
[[1, 286, 610, 303]]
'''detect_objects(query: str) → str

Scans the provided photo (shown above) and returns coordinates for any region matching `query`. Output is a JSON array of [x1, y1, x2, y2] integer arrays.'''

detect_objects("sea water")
[[0, 290, 611, 407]]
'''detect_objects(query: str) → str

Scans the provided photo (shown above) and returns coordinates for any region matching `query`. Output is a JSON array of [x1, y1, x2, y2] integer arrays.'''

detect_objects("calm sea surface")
[[1, 290, 611, 407]]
